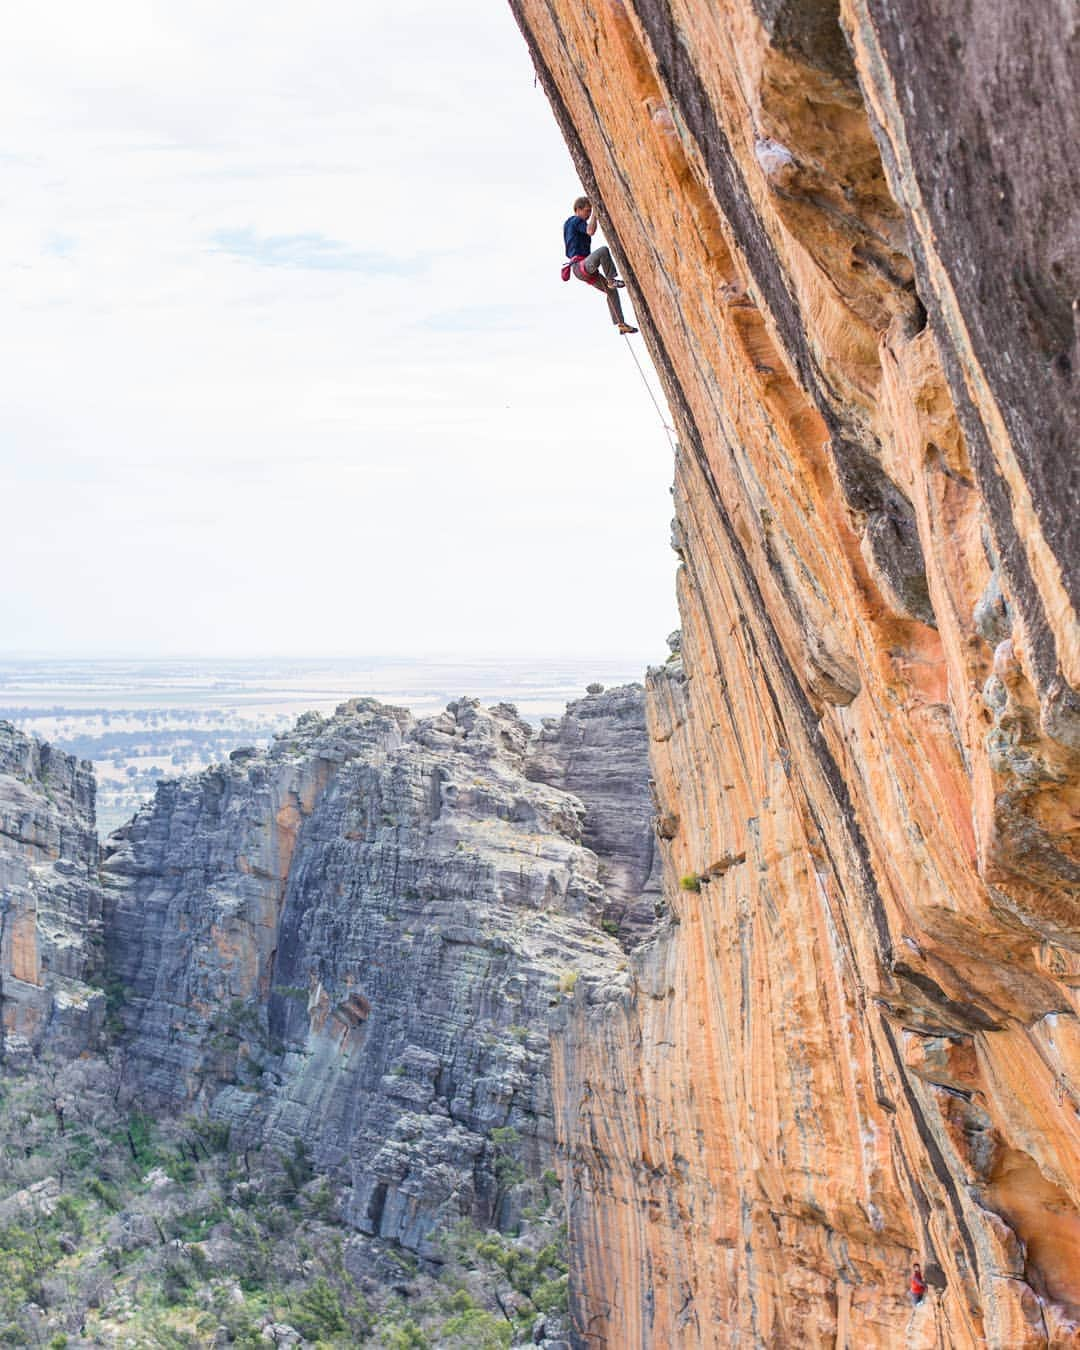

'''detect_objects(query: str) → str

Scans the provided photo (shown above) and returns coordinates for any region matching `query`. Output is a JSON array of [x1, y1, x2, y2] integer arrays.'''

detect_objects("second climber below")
[[562, 196, 638, 335]]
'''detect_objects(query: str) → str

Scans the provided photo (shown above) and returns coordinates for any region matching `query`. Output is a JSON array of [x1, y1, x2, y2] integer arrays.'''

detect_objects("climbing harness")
[[560, 254, 610, 293]]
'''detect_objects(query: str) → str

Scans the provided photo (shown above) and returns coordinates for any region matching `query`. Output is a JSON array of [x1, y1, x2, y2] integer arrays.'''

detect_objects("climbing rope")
[[621, 332, 678, 455]]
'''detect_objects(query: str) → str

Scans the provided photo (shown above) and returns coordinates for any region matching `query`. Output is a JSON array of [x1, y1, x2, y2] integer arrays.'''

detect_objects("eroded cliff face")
[[510, 0, 1079, 1344], [528, 684, 662, 944], [0, 722, 104, 1063], [103, 690, 649, 1264]]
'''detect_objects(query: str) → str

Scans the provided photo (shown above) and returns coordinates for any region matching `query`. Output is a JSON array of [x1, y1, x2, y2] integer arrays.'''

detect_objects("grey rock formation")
[[0, 722, 104, 1063], [103, 689, 652, 1258], [527, 684, 661, 945]]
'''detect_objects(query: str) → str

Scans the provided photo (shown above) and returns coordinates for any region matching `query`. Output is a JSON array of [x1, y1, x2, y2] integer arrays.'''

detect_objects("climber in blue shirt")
[[562, 196, 637, 334]]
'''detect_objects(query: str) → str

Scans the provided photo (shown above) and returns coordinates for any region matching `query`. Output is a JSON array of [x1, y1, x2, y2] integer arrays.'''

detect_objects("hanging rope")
[[622, 333, 678, 455]]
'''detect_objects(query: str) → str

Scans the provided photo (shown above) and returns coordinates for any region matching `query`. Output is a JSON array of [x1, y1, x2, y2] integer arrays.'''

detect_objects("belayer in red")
[[910, 1263, 927, 1304], [561, 196, 638, 335]]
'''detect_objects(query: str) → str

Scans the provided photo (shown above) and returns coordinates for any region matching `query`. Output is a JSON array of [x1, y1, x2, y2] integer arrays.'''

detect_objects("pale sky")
[[0, 1, 678, 661]]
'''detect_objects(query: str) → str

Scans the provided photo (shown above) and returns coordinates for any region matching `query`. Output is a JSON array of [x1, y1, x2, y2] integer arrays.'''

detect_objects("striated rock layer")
[[0, 722, 104, 1062], [104, 689, 649, 1259], [511, 0, 1079, 1345], [528, 684, 663, 945]]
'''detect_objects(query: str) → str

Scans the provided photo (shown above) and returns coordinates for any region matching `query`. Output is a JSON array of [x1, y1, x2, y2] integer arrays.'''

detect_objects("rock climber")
[[562, 196, 638, 335], [910, 1263, 927, 1305]]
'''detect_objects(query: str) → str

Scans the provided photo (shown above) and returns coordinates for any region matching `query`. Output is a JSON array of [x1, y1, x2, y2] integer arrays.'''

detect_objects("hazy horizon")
[[0, 644, 666, 662], [2, 651, 665, 833]]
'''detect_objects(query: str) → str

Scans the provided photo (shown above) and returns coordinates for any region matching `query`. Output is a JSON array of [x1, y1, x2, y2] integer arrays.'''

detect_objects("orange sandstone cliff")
[[510, 0, 1080, 1344]]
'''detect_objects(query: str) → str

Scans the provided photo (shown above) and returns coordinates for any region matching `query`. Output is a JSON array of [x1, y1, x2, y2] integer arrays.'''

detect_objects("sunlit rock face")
[[103, 691, 649, 1259], [0, 722, 104, 1063], [510, 0, 1079, 1344]]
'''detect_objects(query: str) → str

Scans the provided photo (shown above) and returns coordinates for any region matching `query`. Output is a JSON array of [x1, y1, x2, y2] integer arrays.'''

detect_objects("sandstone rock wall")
[[0, 722, 104, 1062], [103, 690, 650, 1261], [510, 1, 1079, 1344]]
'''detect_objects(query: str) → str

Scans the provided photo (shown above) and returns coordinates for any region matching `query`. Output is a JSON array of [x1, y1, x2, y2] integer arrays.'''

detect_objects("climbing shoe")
[[617, 323, 638, 335]]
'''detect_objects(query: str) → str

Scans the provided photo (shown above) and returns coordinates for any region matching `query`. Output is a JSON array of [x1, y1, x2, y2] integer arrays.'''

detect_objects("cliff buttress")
[[510, 0, 1080, 1344]]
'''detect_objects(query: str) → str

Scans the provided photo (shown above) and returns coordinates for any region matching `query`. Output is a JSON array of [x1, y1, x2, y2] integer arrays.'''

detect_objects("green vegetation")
[[679, 872, 702, 892], [292, 1276, 355, 1340], [281, 1137, 315, 1200], [439, 1221, 569, 1343], [491, 1126, 526, 1190], [102, 977, 131, 1038], [272, 984, 309, 1002], [558, 969, 579, 995], [600, 917, 620, 936], [0, 1062, 569, 1347], [380, 1322, 429, 1349]]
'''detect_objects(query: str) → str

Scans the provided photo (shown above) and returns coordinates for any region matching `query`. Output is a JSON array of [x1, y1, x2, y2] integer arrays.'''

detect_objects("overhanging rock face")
[[510, 1, 1080, 1344]]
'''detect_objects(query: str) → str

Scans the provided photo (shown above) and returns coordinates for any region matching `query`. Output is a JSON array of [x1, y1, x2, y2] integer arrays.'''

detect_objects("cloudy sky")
[[1, 1, 678, 661]]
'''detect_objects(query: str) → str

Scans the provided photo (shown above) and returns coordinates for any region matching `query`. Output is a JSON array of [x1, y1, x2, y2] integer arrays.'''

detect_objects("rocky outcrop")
[[103, 692, 649, 1261], [511, 1, 1079, 1345], [0, 722, 104, 1063], [527, 684, 661, 944]]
